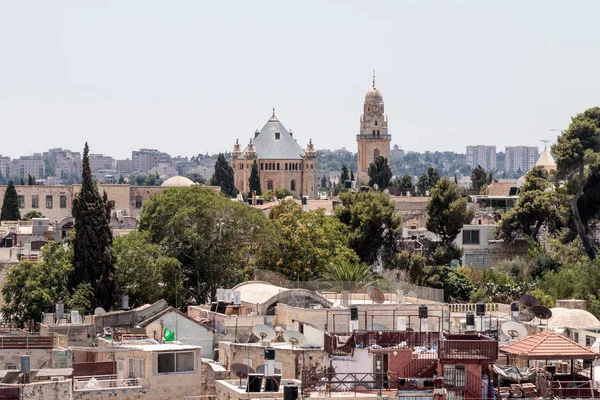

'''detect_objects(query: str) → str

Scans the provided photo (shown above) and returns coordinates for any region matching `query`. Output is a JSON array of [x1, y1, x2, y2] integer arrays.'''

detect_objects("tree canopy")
[[336, 191, 402, 267], [340, 165, 349, 183], [210, 153, 238, 198], [71, 143, 115, 310], [139, 185, 273, 303], [367, 156, 392, 190], [471, 165, 487, 192], [249, 159, 261, 196], [1, 181, 20, 221], [426, 178, 474, 246]]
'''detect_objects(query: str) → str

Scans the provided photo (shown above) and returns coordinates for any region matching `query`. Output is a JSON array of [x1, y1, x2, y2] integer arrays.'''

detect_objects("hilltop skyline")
[[1, 1, 599, 159]]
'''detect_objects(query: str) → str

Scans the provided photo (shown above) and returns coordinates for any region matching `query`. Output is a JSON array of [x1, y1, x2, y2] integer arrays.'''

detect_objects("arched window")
[[377, 130, 380, 135], [372, 130, 375, 135], [291, 180, 296, 191], [375, 121, 378, 126], [374, 149, 380, 159], [267, 180, 274, 191]]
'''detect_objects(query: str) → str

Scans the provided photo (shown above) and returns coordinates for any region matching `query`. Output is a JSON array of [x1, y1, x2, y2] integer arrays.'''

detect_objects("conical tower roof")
[[535, 147, 557, 172]]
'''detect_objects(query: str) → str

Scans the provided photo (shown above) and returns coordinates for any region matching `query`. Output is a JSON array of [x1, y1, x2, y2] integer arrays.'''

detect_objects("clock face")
[[373, 106, 379, 112]]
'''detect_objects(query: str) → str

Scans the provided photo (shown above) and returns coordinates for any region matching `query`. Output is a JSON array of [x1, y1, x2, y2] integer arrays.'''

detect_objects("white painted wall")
[[158, 311, 215, 359], [325, 349, 372, 390]]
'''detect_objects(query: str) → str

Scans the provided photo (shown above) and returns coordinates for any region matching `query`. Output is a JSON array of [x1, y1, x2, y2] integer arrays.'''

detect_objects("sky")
[[0, 1, 599, 160]]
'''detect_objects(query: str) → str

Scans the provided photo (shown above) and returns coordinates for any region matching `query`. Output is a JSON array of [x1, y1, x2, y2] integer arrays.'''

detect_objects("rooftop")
[[500, 330, 598, 360]]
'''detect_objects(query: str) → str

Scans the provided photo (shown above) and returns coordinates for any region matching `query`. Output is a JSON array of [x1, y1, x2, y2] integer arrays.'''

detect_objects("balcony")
[[356, 134, 392, 141], [438, 334, 498, 364]]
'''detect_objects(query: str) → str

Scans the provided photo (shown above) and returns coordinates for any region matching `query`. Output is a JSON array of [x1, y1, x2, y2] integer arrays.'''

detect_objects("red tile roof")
[[484, 182, 516, 196], [500, 331, 599, 360]]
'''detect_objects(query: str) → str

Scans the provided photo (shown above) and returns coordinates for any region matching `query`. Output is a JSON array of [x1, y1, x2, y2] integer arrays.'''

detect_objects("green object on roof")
[[163, 327, 175, 342]]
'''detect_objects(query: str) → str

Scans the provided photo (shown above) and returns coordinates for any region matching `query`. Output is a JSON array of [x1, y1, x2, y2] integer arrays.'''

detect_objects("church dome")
[[161, 175, 195, 187], [365, 86, 383, 103]]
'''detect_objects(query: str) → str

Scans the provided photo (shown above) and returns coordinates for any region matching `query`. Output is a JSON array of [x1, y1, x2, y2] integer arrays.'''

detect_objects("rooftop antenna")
[[372, 70, 376, 88], [272, 107, 275, 117], [541, 139, 551, 149]]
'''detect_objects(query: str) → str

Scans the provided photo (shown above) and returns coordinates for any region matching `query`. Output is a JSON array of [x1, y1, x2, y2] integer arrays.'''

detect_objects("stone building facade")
[[231, 111, 317, 197], [357, 76, 391, 183]]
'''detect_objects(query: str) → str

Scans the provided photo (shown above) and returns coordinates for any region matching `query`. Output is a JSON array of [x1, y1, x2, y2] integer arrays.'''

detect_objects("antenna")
[[252, 324, 276, 342], [541, 139, 551, 148], [283, 330, 307, 348]]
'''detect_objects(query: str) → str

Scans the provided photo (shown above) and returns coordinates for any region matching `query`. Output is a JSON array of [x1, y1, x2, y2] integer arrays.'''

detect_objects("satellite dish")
[[366, 286, 385, 304], [501, 321, 528, 340], [94, 307, 106, 316], [520, 294, 539, 308], [252, 324, 276, 341], [532, 306, 552, 320], [257, 364, 282, 375], [146, 323, 163, 340], [230, 363, 255, 388], [368, 323, 390, 331], [519, 310, 536, 322], [283, 330, 307, 348]]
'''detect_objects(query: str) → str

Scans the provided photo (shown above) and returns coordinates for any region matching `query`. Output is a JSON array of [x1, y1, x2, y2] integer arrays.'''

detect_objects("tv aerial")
[[283, 330, 307, 348], [230, 363, 255, 388], [500, 321, 527, 341], [252, 324, 276, 342]]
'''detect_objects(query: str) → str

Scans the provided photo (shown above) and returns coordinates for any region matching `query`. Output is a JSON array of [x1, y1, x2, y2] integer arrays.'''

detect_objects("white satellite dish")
[[501, 321, 528, 341], [252, 324, 276, 341], [94, 307, 106, 316], [368, 323, 390, 331], [146, 323, 163, 340], [283, 330, 307, 348]]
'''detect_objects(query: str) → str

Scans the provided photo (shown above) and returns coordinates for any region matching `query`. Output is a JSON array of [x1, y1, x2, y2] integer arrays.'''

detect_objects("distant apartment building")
[[391, 144, 405, 162], [466, 145, 497, 171], [11, 154, 45, 180], [89, 154, 115, 172], [132, 148, 171, 174], [43, 148, 81, 180], [171, 156, 196, 176], [116, 158, 133, 174], [505, 146, 539, 172], [0, 155, 11, 179]]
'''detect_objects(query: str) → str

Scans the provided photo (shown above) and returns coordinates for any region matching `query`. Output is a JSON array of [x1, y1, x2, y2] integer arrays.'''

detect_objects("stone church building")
[[357, 76, 391, 183], [231, 111, 317, 197]]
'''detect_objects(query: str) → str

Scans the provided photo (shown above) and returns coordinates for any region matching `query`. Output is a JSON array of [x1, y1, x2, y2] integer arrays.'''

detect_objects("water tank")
[[284, 382, 299, 400], [476, 302, 486, 316], [350, 306, 358, 321], [21, 355, 31, 373], [419, 305, 428, 319], [55, 302, 65, 320], [264, 347, 275, 360], [121, 295, 129, 310], [466, 312, 475, 327], [71, 310, 81, 324]]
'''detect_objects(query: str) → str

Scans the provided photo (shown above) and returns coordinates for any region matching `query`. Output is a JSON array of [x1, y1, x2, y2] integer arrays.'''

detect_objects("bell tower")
[[357, 72, 391, 183]]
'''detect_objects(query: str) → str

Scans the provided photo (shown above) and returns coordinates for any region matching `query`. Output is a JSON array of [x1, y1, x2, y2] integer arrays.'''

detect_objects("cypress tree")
[[350, 169, 354, 181], [210, 153, 238, 197], [27, 175, 36, 185], [340, 165, 349, 182], [71, 143, 115, 310], [249, 159, 261, 196], [1, 181, 21, 221]]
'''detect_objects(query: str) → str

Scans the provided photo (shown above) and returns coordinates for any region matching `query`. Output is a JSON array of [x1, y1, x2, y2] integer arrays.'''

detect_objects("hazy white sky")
[[0, 1, 599, 159]]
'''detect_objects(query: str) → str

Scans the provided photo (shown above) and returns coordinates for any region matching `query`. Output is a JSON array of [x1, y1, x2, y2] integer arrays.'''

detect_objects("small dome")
[[161, 176, 195, 187], [365, 86, 383, 103], [548, 307, 600, 330]]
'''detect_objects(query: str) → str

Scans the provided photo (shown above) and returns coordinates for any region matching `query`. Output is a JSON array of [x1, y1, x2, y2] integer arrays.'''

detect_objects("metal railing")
[[325, 331, 440, 356], [73, 375, 144, 391], [438, 334, 498, 364], [0, 335, 54, 349]]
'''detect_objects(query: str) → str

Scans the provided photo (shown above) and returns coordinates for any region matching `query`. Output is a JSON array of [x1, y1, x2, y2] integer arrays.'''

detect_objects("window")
[[157, 352, 194, 374], [59, 195, 67, 208], [375, 121, 378, 126], [128, 358, 145, 378], [267, 180, 273, 191], [444, 365, 465, 389], [586, 335, 596, 347], [18, 195, 24, 209], [290, 180, 296, 191], [261, 163, 264, 171], [135, 196, 143, 209], [275, 132, 280, 140], [108, 200, 115, 209], [574, 331, 579, 343], [31, 195, 39, 208], [374, 149, 380, 159], [462, 230, 480, 245], [46, 195, 53, 209], [285, 163, 288, 171]]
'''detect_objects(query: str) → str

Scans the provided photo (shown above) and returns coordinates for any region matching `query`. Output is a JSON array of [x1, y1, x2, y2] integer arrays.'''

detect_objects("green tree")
[[427, 167, 440, 188], [417, 173, 429, 195], [471, 165, 487, 192], [497, 166, 566, 242], [350, 168, 355, 181], [118, 174, 125, 184], [267, 200, 360, 281], [27, 174, 36, 185], [1, 241, 73, 327], [113, 231, 183, 308], [336, 191, 402, 267], [1, 180, 20, 221], [367, 156, 392, 190], [71, 143, 115, 310], [249, 159, 261, 196], [398, 175, 414, 193], [321, 261, 379, 291], [553, 107, 600, 260], [273, 188, 293, 199], [340, 165, 349, 183], [185, 173, 206, 185], [426, 178, 475, 247], [22, 211, 44, 220], [210, 153, 238, 198], [139, 185, 274, 303], [321, 175, 327, 188]]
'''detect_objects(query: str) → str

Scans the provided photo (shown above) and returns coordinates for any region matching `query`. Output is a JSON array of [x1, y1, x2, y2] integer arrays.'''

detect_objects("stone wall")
[[0, 348, 53, 370], [40, 323, 95, 347], [21, 380, 72, 400]]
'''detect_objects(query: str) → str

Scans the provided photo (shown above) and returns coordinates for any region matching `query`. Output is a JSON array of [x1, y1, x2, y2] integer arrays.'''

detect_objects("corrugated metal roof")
[[500, 331, 598, 360], [241, 114, 305, 160]]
